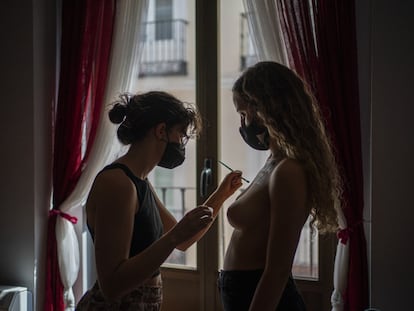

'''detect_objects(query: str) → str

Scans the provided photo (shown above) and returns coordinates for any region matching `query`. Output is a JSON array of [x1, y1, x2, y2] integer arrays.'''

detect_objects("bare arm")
[[175, 170, 243, 250], [248, 159, 309, 311], [153, 170, 243, 251], [90, 170, 213, 301]]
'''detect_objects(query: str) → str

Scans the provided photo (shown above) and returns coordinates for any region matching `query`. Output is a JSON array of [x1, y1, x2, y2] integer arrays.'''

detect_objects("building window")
[[139, 0, 188, 77], [155, 0, 173, 40], [240, 12, 258, 71]]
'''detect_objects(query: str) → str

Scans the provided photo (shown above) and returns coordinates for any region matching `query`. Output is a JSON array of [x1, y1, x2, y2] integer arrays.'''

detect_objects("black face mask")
[[158, 142, 186, 169], [239, 118, 270, 150]]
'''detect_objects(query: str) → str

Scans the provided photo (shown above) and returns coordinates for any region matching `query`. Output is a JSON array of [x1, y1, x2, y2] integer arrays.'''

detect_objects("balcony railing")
[[155, 186, 196, 265], [139, 19, 188, 77], [240, 13, 258, 71], [155, 186, 194, 219]]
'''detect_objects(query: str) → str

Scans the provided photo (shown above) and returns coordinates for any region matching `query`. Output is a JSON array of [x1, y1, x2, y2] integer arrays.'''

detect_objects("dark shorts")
[[76, 281, 162, 311], [218, 269, 306, 311]]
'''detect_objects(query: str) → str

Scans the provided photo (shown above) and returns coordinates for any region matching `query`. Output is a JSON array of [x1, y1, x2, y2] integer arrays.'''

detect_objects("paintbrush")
[[218, 160, 250, 183]]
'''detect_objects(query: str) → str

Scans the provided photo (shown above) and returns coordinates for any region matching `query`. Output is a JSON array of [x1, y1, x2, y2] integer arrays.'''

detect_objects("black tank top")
[[89, 163, 164, 274]]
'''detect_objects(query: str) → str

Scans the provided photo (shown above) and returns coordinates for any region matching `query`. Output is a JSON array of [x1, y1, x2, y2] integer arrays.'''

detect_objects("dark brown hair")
[[109, 91, 201, 145]]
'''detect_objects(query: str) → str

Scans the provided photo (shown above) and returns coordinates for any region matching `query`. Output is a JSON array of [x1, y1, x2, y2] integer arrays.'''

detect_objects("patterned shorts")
[[76, 281, 162, 311]]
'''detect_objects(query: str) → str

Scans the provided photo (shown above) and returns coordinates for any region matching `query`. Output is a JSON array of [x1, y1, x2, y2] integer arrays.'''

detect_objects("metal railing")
[[154, 186, 196, 265], [139, 19, 188, 77], [154, 186, 195, 218]]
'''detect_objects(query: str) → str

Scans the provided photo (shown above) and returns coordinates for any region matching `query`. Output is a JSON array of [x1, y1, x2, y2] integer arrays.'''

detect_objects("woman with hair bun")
[[218, 62, 342, 310], [77, 91, 243, 310]]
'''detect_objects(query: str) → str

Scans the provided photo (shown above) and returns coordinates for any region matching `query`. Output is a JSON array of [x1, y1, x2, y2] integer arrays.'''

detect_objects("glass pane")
[[134, 0, 196, 268], [292, 217, 318, 278], [155, 0, 173, 40], [218, 0, 318, 279]]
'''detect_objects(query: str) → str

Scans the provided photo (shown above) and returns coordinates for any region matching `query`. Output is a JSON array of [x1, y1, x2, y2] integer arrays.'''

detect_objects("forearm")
[[176, 189, 227, 250], [98, 232, 176, 300], [203, 189, 229, 215], [177, 171, 243, 250]]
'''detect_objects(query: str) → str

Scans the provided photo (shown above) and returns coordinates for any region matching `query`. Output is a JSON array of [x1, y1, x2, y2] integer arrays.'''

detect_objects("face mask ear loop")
[[241, 114, 252, 128], [159, 126, 169, 144]]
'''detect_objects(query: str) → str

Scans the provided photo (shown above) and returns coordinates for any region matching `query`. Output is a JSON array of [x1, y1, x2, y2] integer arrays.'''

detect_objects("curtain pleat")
[[46, 214, 65, 311], [45, 1, 115, 310], [56, 0, 150, 219], [242, 0, 288, 64]]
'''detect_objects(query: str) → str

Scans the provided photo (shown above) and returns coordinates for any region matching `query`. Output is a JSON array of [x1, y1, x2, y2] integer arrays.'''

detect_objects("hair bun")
[[109, 103, 127, 124]]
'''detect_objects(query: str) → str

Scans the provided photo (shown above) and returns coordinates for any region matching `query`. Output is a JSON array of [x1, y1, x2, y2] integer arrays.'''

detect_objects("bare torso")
[[223, 157, 280, 270]]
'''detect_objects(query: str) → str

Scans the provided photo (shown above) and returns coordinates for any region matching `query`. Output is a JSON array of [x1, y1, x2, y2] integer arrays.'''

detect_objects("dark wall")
[[0, 1, 55, 309], [356, 0, 414, 309]]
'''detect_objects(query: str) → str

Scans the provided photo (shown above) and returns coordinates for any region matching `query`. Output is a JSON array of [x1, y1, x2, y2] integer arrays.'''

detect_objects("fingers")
[[173, 207, 213, 244], [228, 170, 242, 178], [196, 205, 214, 219], [228, 171, 243, 187], [228, 170, 246, 183], [200, 205, 213, 214], [188, 206, 213, 230], [185, 205, 213, 221]]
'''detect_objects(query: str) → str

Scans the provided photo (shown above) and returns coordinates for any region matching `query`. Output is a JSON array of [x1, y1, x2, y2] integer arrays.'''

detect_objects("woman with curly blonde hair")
[[218, 61, 342, 311]]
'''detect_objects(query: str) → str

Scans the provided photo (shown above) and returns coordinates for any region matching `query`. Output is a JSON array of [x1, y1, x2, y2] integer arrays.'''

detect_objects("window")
[[137, 0, 196, 269], [155, 0, 173, 40], [94, 1, 336, 309], [139, 0, 188, 77], [239, 12, 258, 70]]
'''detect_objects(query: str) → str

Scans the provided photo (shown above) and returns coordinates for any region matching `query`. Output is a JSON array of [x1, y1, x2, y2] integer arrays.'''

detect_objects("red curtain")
[[277, 0, 368, 310], [45, 1, 115, 310]]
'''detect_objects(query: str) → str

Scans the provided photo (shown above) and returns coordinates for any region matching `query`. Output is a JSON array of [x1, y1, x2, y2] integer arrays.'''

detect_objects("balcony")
[[139, 19, 188, 77]]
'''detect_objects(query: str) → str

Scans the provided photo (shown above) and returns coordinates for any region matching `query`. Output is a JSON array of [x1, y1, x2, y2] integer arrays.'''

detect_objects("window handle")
[[200, 158, 212, 198]]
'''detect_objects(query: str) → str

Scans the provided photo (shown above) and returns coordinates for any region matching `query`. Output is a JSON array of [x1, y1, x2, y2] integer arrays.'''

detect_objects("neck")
[[116, 142, 161, 179], [269, 141, 285, 160]]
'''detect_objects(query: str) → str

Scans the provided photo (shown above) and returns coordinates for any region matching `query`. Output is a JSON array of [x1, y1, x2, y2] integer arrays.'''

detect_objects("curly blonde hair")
[[234, 61, 342, 233]]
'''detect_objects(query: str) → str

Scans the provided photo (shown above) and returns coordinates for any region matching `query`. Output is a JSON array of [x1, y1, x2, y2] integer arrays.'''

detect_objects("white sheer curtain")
[[331, 208, 349, 311], [241, 1, 349, 310], [242, 0, 288, 64], [55, 1, 149, 309]]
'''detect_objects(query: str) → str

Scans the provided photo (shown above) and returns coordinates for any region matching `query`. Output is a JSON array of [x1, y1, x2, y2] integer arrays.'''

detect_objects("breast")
[[224, 186, 271, 270], [226, 184, 270, 230]]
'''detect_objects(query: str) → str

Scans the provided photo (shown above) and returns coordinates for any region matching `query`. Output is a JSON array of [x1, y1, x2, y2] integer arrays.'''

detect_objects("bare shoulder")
[[268, 158, 308, 214], [271, 158, 306, 184], [87, 168, 137, 216], [92, 168, 135, 194]]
